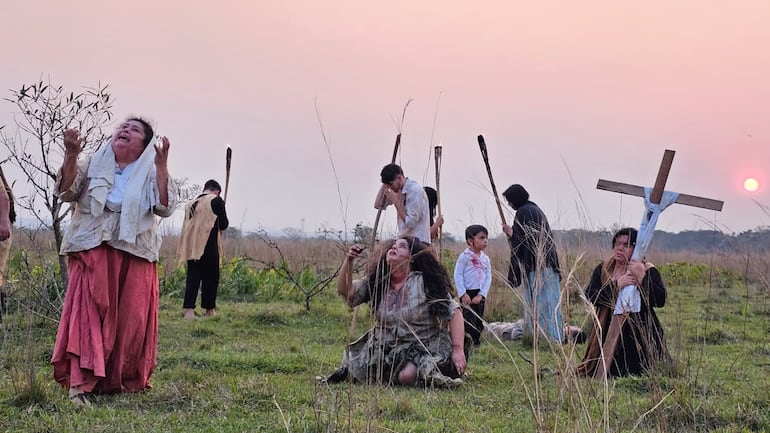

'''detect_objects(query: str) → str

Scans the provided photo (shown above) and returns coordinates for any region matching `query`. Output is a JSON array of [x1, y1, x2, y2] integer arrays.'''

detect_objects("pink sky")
[[1, 0, 769, 237]]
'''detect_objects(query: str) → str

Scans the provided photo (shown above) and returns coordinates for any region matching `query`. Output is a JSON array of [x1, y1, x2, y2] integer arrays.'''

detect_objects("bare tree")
[[253, 227, 345, 311], [1, 80, 113, 287], [172, 177, 201, 211]]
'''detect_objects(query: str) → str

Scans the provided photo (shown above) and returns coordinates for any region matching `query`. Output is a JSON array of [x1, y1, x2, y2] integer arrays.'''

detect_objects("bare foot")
[[204, 309, 216, 317], [184, 309, 196, 320], [68, 387, 91, 407]]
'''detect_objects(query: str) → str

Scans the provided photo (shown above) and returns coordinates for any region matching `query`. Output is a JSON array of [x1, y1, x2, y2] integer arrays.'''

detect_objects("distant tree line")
[[555, 228, 770, 254], [235, 226, 766, 254]]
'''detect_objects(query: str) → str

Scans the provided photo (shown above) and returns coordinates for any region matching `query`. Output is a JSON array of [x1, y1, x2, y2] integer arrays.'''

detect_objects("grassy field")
[[1, 235, 770, 432]]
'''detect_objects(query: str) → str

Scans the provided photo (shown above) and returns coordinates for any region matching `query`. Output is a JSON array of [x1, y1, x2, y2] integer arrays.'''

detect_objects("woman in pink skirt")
[[51, 117, 176, 406]]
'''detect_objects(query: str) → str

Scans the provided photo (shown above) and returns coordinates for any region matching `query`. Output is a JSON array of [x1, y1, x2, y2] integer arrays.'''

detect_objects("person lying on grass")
[[323, 237, 468, 387]]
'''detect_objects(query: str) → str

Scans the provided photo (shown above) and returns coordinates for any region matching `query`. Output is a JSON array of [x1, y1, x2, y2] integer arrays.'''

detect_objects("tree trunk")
[[53, 215, 68, 291]]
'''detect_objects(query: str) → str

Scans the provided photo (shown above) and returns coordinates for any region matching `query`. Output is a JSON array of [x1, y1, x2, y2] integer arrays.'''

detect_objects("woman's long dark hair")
[[366, 236, 454, 319], [424, 186, 437, 226]]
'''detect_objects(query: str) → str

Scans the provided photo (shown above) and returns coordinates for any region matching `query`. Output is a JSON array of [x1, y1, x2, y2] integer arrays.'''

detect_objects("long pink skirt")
[[51, 244, 158, 393]]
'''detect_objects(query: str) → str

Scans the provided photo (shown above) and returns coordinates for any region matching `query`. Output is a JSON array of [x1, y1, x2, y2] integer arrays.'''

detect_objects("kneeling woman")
[[325, 237, 467, 387], [576, 227, 670, 377]]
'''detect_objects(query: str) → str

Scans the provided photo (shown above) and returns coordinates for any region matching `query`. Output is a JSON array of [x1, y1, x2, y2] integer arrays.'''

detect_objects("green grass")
[[2, 282, 770, 432]]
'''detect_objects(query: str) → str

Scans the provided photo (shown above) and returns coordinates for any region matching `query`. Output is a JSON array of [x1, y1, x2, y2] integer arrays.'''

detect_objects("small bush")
[[658, 262, 742, 288], [158, 257, 186, 298]]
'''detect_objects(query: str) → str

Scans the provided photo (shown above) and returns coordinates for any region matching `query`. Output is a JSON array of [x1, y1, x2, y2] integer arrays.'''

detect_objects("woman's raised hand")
[[63, 129, 83, 156], [155, 136, 171, 168], [347, 244, 365, 260]]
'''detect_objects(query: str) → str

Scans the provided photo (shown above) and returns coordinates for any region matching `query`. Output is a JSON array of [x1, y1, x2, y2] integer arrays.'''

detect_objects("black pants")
[[183, 255, 220, 310], [462, 289, 486, 345]]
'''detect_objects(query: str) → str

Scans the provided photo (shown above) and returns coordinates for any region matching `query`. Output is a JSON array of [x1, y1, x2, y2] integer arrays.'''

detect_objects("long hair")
[[423, 186, 437, 226], [366, 236, 454, 318]]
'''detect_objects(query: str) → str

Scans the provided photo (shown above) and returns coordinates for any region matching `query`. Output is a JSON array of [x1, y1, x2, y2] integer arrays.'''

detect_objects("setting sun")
[[744, 177, 759, 192]]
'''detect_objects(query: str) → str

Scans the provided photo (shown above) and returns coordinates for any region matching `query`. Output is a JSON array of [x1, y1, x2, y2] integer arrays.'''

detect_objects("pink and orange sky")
[[1, 0, 769, 237]]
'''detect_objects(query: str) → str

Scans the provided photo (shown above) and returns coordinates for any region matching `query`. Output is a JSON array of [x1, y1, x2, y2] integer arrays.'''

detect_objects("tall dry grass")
[[290, 223, 765, 431], [6, 221, 770, 431]]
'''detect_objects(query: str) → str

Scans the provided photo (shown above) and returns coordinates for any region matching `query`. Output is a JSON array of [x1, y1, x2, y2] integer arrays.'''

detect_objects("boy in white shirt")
[[454, 225, 491, 346]]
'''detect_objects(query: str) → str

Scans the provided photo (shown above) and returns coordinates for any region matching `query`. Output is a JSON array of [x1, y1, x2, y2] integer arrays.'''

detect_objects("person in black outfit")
[[501, 184, 564, 343], [179, 179, 229, 319], [576, 227, 670, 377]]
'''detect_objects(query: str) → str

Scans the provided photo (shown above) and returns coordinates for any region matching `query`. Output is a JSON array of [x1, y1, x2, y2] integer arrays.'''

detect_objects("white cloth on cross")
[[614, 187, 679, 314]]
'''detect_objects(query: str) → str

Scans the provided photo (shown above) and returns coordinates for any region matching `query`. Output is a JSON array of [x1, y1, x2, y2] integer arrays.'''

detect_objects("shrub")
[[658, 261, 742, 288], [158, 257, 187, 298]]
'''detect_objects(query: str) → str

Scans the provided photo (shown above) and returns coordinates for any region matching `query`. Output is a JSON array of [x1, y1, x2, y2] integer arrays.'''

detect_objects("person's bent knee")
[[398, 363, 418, 386]]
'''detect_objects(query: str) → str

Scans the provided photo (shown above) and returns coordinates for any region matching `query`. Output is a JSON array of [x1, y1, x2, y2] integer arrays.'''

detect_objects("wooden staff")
[[224, 145, 232, 202], [369, 133, 401, 248], [348, 134, 402, 335], [434, 144, 443, 256], [477, 135, 507, 226]]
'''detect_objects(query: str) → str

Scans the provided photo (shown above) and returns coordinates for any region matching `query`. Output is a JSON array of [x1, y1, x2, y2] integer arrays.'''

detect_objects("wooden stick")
[[593, 313, 627, 378], [649, 150, 675, 204], [224, 145, 232, 202], [370, 133, 401, 248], [351, 133, 401, 336], [434, 145, 443, 256], [477, 135, 507, 226]]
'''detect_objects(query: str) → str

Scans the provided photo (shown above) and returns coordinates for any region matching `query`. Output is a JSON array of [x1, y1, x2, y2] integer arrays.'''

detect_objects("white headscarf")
[[87, 136, 158, 243]]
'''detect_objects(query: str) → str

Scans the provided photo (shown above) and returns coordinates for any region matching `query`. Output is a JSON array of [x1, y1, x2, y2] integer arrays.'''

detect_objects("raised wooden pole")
[[224, 145, 232, 203], [434, 144, 443, 256], [370, 133, 401, 248], [477, 135, 507, 226], [354, 133, 401, 334]]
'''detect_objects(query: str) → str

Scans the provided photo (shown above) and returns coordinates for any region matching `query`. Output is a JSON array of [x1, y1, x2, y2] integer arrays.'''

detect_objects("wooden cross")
[[592, 149, 723, 379]]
